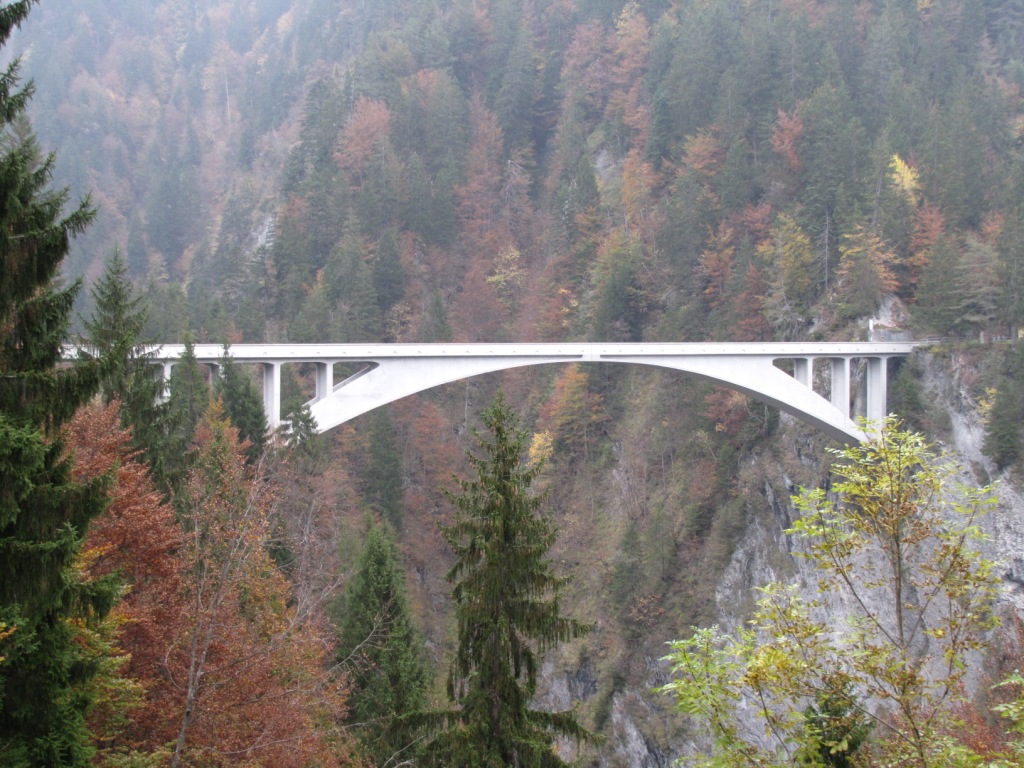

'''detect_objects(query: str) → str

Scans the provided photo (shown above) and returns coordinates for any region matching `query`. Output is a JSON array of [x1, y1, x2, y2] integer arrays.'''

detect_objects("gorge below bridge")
[[147, 342, 921, 444]]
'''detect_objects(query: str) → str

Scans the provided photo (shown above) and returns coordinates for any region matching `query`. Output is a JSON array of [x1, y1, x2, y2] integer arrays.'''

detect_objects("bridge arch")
[[147, 343, 920, 444]]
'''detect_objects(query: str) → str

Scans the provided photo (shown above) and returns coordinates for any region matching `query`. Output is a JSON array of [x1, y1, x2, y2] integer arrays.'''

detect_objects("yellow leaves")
[[664, 420, 1004, 764], [486, 245, 526, 311], [756, 212, 815, 309], [528, 431, 554, 468], [979, 386, 999, 423], [889, 154, 921, 204], [743, 643, 794, 689], [538, 365, 608, 451]]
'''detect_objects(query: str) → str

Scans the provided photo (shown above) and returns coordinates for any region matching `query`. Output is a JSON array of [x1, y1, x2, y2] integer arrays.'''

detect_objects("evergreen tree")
[[424, 393, 593, 767], [421, 290, 453, 343], [281, 401, 326, 473], [984, 343, 1024, 470], [0, 3, 115, 763], [162, 337, 209, 491], [167, 337, 209, 446], [214, 346, 267, 464], [82, 250, 149, 402], [997, 208, 1024, 337], [336, 524, 428, 766], [124, 214, 147, 279], [80, 250, 171, 475], [913, 235, 961, 335], [372, 228, 405, 313], [364, 409, 404, 528]]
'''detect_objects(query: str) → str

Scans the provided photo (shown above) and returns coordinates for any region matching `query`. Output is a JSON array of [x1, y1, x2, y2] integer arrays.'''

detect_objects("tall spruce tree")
[[365, 409, 404, 528], [424, 393, 593, 767], [214, 345, 267, 464], [161, 336, 210, 493], [0, 2, 115, 764], [336, 523, 428, 766], [81, 249, 171, 477]]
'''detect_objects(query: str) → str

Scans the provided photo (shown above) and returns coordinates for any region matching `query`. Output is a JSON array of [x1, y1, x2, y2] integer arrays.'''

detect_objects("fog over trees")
[[5, 0, 1024, 765]]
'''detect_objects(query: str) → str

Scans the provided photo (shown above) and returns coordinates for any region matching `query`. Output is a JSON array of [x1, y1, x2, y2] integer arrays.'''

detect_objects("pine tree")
[[424, 393, 593, 767], [984, 343, 1024, 470], [214, 346, 267, 464], [336, 524, 428, 766], [81, 249, 171, 478], [0, 3, 114, 763], [913, 235, 961, 335], [161, 337, 210, 492], [372, 228, 405, 313], [82, 250, 150, 402], [364, 409, 404, 528]]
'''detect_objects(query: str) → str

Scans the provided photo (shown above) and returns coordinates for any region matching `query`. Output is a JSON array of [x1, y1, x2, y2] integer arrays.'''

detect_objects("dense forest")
[[6, 0, 1024, 765]]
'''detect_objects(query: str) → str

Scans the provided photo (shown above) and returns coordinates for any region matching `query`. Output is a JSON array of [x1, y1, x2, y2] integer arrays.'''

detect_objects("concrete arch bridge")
[[151, 342, 920, 444]]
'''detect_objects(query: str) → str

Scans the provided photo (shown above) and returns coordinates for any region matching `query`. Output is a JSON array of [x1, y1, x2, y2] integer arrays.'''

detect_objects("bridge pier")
[[314, 362, 333, 401], [830, 357, 850, 418], [160, 362, 175, 401], [261, 362, 281, 430], [792, 358, 813, 388], [865, 356, 888, 425]]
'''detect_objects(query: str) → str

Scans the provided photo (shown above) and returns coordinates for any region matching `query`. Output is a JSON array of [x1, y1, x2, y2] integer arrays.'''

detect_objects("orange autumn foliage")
[[69, 402, 185, 753], [166, 404, 350, 768], [456, 96, 506, 257], [68, 402, 352, 767], [538, 365, 608, 453], [733, 263, 771, 342], [906, 201, 946, 292], [770, 107, 804, 174], [683, 128, 724, 181], [699, 222, 736, 311], [335, 96, 393, 180]]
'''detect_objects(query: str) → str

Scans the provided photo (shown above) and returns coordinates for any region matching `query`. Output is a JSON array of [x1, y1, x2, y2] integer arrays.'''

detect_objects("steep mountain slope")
[[15, 0, 1024, 763]]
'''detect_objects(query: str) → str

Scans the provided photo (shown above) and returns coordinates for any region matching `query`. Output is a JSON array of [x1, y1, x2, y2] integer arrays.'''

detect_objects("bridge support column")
[[159, 362, 175, 402], [793, 358, 813, 388], [314, 362, 333, 401], [831, 357, 850, 418], [865, 357, 887, 425], [261, 362, 281, 431]]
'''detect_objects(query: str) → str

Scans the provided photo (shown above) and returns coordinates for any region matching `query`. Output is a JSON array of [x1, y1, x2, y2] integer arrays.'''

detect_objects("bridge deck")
[[149, 341, 921, 362], [67, 342, 923, 444]]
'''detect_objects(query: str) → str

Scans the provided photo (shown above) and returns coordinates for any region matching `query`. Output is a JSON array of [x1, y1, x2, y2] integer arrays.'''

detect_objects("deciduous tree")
[[835, 225, 898, 320], [538, 365, 607, 456], [661, 420, 1001, 768], [66, 401, 182, 766], [167, 403, 348, 768]]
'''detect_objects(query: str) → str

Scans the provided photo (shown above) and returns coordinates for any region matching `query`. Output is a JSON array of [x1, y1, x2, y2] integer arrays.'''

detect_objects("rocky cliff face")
[[548, 344, 1024, 766]]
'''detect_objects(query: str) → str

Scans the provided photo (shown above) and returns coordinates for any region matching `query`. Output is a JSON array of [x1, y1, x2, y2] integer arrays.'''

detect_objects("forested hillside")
[[8, 0, 1024, 765]]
